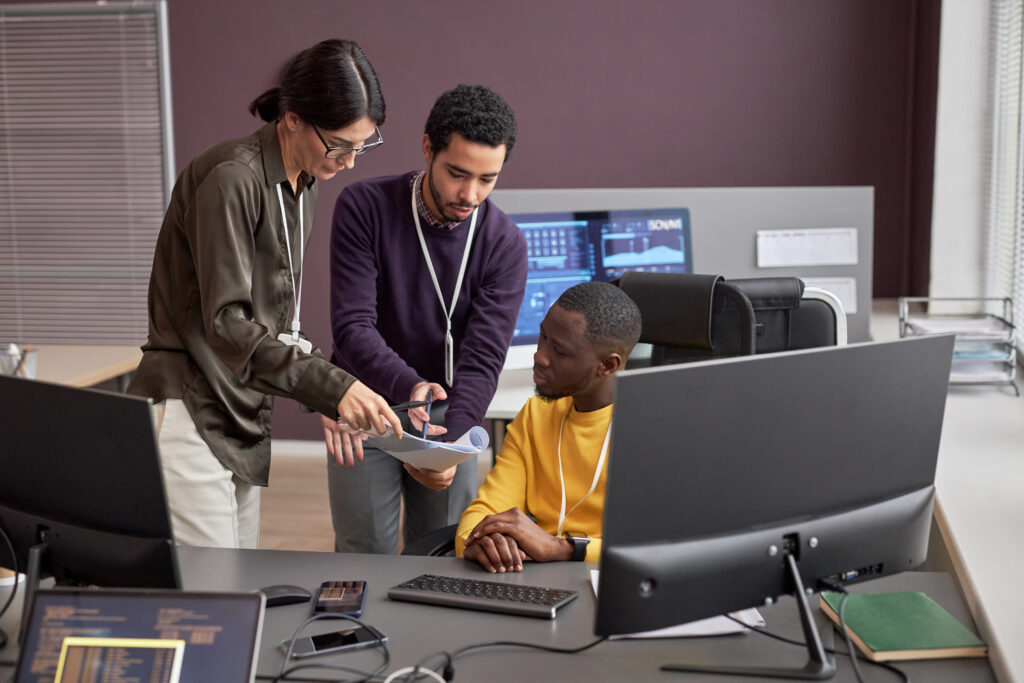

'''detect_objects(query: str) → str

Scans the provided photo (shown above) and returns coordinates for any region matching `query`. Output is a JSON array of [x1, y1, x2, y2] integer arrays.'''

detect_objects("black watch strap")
[[563, 531, 590, 562]]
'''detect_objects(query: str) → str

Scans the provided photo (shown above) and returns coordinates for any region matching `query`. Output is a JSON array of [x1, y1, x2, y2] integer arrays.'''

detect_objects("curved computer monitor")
[[503, 206, 693, 368], [0, 376, 179, 595], [595, 335, 954, 642]]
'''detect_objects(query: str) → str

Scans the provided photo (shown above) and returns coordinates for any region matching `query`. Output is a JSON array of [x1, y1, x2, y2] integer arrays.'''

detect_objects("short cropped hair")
[[424, 84, 517, 160], [554, 282, 642, 355]]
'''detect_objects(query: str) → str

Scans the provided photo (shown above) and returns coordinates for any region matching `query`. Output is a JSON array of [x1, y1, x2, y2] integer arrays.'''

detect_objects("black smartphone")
[[279, 624, 386, 659], [312, 580, 367, 616]]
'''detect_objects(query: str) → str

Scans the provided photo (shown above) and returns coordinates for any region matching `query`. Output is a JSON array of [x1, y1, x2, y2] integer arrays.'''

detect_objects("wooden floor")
[[259, 455, 335, 552], [259, 449, 493, 553]]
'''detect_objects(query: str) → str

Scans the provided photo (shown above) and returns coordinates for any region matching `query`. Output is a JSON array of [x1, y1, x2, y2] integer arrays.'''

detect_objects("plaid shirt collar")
[[412, 171, 461, 231]]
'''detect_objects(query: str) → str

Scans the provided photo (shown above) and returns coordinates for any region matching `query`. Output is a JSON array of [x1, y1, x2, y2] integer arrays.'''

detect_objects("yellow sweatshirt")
[[456, 395, 612, 562]]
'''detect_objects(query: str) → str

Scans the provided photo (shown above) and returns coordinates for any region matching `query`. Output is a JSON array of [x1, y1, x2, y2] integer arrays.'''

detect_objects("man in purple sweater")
[[323, 85, 528, 553]]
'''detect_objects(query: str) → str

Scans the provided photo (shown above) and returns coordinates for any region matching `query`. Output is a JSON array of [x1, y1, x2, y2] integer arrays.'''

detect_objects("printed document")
[[358, 425, 490, 471]]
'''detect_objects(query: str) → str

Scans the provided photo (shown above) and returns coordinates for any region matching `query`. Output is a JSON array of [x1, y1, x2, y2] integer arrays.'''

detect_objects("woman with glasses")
[[128, 39, 402, 549]]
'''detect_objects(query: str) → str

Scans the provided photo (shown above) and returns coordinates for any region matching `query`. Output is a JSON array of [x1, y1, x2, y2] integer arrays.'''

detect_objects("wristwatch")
[[563, 530, 590, 562]]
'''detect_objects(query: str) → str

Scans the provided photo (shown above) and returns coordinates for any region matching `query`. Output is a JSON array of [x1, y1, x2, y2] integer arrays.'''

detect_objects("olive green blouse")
[[129, 122, 354, 486]]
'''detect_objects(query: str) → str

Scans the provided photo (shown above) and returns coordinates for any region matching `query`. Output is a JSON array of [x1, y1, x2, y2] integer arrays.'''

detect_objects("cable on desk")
[[270, 612, 390, 683], [836, 591, 869, 683], [255, 675, 351, 683], [724, 593, 910, 683], [383, 667, 445, 683], [266, 661, 385, 683], [398, 635, 609, 682]]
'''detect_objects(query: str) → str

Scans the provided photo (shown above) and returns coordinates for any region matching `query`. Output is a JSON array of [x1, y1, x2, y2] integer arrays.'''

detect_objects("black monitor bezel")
[[0, 502, 179, 590], [0, 376, 179, 593], [594, 335, 954, 637]]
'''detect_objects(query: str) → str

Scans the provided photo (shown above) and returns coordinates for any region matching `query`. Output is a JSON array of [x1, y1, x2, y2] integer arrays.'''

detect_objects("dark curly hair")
[[249, 39, 385, 130], [554, 282, 642, 355], [424, 84, 517, 161]]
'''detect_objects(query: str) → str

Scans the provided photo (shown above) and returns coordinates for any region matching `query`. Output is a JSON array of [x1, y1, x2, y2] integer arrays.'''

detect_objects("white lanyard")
[[411, 184, 478, 387], [556, 406, 611, 536], [276, 184, 304, 339]]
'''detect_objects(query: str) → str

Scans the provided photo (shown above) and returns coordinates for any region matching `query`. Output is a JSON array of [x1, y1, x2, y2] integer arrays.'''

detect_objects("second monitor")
[[504, 207, 692, 368]]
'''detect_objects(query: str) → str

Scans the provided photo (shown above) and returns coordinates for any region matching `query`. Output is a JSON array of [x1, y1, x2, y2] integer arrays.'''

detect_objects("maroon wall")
[[161, 0, 939, 439]]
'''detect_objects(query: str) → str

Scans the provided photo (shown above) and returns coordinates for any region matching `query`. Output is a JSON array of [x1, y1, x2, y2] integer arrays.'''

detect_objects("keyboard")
[[388, 574, 579, 619]]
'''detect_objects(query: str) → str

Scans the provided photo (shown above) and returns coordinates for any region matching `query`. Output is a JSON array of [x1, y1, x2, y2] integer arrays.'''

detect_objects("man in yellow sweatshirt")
[[456, 281, 642, 572]]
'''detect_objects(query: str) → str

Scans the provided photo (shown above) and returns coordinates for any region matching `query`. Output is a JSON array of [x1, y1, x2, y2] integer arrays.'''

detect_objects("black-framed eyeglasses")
[[312, 124, 383, 159]]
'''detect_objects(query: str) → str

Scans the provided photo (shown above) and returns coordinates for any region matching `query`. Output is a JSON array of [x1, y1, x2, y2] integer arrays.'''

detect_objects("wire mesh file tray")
[[899, 297, 1019, 396]]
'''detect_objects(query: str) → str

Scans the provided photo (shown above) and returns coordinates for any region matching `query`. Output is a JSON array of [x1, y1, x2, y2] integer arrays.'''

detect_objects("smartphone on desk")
[[312, 580, 367, 616], [280, 624, 386, 659]]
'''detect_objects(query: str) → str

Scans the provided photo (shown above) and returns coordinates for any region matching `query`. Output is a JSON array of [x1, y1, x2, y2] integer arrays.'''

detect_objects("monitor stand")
[[661, 553, 836, 680], [17, 541, 48, 645]]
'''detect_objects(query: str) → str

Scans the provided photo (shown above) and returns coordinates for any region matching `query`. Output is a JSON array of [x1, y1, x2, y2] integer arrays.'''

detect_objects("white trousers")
[[154, 398, 260, 549]]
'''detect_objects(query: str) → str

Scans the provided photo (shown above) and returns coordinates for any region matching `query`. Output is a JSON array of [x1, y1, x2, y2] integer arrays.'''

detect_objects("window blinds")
[[986, 0, 1024, 350], [0, 1, 173, 344]]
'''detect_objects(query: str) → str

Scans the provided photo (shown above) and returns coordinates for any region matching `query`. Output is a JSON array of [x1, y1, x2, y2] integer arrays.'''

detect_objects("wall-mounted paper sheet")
[[801, 277, 858, 315], [756, 228, 858, 267]]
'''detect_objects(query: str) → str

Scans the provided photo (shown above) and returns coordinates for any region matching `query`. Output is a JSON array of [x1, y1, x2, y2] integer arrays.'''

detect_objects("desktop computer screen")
[[505, 207, 692, 366], [595, 335, 955, 676]]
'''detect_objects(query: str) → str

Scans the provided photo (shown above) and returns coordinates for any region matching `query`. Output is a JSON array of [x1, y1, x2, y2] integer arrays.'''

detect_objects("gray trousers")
[[326, 444, 478, 554]]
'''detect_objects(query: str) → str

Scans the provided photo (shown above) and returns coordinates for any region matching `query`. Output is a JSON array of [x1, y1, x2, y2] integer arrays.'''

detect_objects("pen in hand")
[[344, 390, 434, 438], [388, 400, 430, 412], [420, 389, 433, 439]]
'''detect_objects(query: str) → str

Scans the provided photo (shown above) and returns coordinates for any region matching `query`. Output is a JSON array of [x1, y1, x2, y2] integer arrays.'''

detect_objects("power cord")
[[261, 613, 390, 683], [725, 582, 910, 683], [395, 635, 609, 682], [383, 667, 445, 683], [836, 590, 869, 683]]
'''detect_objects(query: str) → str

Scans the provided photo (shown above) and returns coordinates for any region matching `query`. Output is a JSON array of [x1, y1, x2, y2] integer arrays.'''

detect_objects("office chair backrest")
[[800, 287, 848, 346], [730, 277, 847, 352], [401, 523, 458, 557], [615, 272, 756, 368]]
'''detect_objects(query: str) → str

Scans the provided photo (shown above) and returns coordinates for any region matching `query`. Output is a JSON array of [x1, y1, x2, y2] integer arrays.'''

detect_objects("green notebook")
[[819, 591, 987, 662]]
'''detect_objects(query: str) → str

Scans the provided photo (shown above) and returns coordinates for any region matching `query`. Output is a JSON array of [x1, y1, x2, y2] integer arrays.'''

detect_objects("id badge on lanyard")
[[275, 184, 312, 354], [444, 331, 454, 387], [412, 186, 477, 387], [277, 332, 312, 354]]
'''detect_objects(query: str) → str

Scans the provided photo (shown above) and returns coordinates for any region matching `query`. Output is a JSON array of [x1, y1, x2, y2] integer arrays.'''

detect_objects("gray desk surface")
[[0, 549, 994, 682]]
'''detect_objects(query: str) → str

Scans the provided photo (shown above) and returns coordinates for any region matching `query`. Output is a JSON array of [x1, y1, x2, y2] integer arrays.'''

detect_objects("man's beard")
[[534, 385, 565, 403], [427, 161, 474, 223], [534, 373, 589, 403]]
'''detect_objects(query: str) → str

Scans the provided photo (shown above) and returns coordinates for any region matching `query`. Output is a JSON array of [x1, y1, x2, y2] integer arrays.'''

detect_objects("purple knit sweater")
[[329, 172, 528, 438]]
